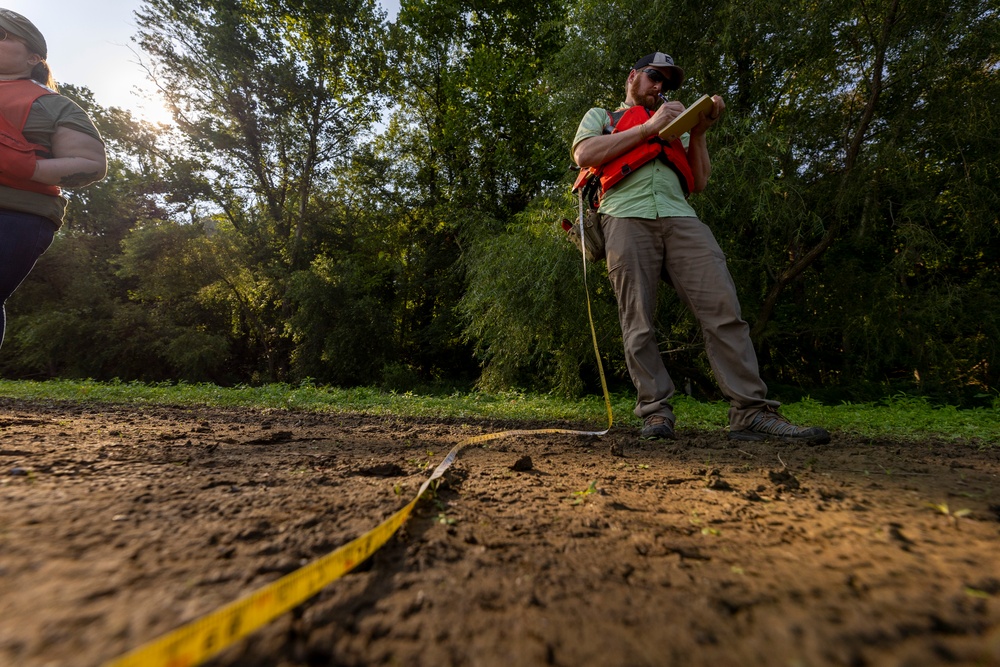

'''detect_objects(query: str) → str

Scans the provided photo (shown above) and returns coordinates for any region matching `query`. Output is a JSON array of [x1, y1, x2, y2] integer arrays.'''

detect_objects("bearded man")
[[572, 52, 830, 444]]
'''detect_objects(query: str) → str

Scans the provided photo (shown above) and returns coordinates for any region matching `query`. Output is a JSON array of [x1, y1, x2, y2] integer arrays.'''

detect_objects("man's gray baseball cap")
[[632, 52, 684, 90]]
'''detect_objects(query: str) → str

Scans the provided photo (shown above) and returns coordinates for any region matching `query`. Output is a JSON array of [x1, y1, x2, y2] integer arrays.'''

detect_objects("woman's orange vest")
[[0, 79, 61, 197], [573, 104, 695, 204]]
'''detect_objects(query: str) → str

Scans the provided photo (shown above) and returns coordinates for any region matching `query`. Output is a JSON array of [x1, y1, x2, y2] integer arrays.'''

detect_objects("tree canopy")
[[4, 0, 998, 405]]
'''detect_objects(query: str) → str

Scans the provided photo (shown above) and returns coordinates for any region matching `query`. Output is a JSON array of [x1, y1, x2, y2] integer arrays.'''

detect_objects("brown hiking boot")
[[728, 407, 830, 444], [640, 415, 676, 440]]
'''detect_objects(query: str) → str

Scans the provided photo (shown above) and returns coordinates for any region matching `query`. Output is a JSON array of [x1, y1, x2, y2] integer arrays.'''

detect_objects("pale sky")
[[5, 0, 401, 124]]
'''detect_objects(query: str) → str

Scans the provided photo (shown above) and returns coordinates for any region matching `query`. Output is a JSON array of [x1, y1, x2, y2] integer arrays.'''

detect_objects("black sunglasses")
[[640, 68, 669, 85]]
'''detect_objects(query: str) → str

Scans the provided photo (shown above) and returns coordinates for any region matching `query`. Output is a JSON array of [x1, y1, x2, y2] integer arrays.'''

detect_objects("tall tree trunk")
[[752, 0, 900, 339]]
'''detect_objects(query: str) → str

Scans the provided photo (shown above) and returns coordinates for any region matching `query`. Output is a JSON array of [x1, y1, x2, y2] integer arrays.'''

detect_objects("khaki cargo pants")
[[603, 215, 779, 430]]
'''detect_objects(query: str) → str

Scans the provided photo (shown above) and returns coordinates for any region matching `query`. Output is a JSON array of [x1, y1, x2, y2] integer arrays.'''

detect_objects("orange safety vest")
[[0, 79, 61, 197], [573, 104, 695, 204]]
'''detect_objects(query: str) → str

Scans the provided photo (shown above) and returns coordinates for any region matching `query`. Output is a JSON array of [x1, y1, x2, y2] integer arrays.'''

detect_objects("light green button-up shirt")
[[572, 106, 697, 220]]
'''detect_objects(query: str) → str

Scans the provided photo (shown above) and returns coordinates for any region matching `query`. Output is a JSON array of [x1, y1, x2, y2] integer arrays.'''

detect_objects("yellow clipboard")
[[658, 94, 714, 142]]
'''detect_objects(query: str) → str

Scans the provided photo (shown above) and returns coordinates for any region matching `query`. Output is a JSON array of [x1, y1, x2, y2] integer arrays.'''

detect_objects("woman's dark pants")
[[0, 210, 55, 348]]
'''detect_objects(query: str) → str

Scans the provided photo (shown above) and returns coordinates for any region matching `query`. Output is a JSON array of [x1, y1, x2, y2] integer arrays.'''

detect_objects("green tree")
[[536, 0, 1000, 401], [0, 87, 211, 381], [8, 0, 997, 401], [133, 0, 391, 381], [695, 0, 1000, 399], [459, 195, 625, 396], [379, 0, 572, 386]]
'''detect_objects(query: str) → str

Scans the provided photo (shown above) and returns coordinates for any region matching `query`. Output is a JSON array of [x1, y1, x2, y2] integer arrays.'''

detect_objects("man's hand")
[[574, 99, 690, 169], [645, 99, 685, 136], [691, 95, 726, 135]]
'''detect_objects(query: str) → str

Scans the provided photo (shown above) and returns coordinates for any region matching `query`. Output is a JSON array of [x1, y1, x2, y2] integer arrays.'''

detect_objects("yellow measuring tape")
[[104, 242, 613, 667]]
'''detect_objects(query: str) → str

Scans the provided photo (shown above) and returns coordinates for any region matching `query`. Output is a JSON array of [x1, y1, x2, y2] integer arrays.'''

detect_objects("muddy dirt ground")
[[1, 397, 998, 667]]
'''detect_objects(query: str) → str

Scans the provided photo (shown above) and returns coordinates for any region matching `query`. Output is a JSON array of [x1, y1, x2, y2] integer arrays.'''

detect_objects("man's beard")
[[629, 77, 659, 110]]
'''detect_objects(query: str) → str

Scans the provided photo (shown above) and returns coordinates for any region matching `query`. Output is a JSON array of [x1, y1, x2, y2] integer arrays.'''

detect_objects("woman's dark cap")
[[0, 9, 47, 59]]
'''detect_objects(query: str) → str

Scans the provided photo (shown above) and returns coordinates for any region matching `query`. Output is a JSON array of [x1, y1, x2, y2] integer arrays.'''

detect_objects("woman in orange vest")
[[0, 8, 106, 348]]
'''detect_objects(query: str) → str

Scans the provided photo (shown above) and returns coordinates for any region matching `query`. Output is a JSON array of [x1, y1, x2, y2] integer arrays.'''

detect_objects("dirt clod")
[[510, 455, 533, 472]]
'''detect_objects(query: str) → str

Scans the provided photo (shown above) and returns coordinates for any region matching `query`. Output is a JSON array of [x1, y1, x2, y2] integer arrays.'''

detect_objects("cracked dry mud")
[[1, 398, 998, 666]]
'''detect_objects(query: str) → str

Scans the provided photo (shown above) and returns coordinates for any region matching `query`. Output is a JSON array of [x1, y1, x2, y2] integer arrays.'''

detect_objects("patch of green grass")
[[777, 394, 999, 444], [0, 380, 995, 444]]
